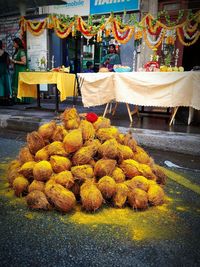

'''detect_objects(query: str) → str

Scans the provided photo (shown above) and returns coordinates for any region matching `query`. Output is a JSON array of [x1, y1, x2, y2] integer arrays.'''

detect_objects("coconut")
[[7, 161, 21, 186], [70, 182, 81, 199], [93, 116, 111, 130], [117, 144, 134, 162], [137, 163, 157, 180], [72, 146, 94, 165], [113, 183, 129, 208], [132, 146, 151, 164], [130, 176, 149, 192], [71, 165, 94, 182], [27, 131, 45, 155], [98, 138, 118, 159], [122, 132, 137, 152], [7, 160, 21, 172], [80, 182, 103, 212], [84, 139, 101, 155], [51, 125, 68, 142], [33, 160, 53, 181], [45, 183, 76, 212], [54, 170, 74, 189], [120, 159, 141, 179], [128, 188, 148, 210], [28, 180, 45, 193], [148, 184, 165, 206], [63, 129, 83, 154], [61, 107, 80, 121], [79, 120, 95, 141], [35, 146, 49, 161], [112, 167, 126, 183], [97, 176, 117, 199], [94, 159, 117, 178], [26, 190, 51, 210], [47, 141, 67, 157], [18, 147, 34, 164], [96, 127, 119, 142], [63, 119, 80, 130], [38, 120, 56, 140], [50, 155, 71, 173], [151, 165, 167, 185], [13, 175, 29, 197], [19, 161, 36, 179]]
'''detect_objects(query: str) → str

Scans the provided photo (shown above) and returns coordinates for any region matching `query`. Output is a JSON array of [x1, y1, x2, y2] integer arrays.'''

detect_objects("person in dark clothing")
[[84, 61, 94, 73]]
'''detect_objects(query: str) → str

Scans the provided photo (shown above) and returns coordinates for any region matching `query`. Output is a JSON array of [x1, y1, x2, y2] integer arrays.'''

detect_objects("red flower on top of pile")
[[86, 112, 98, 123]]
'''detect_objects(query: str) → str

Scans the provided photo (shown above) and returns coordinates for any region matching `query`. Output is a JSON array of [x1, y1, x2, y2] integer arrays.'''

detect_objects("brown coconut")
[[28, 180, 45, 192], [79, 120, 95, 141], [70, 182, 81, 199], [50, 155, 71, 173], [33, 160, 53, 181], [72, 146, 94, 165], [63, 119, 80, 130], [112, 167, 126, 183], [13, 175, 29, 197], [63, 129, 83, 153], [18, 147, 34, 164], [27, 131, 45, 155], [7, 161, 21, 186], [122, 132, 137, 152], [47, 141, 67, 157], [120, 159, 141, 179], [54, 170, 74, 189], [51, 125, 68, 142], [19, 161, 36, 179], [128, 188, 148, 210], [38, 120, 56, 140], [137, 163, 157, 180], [80, 182, 103, 212], [96, 127, 119, 142], [151, 165, 167, 185], [26, 190, 51, 210], [113, 183, 129, 208], [132, 146, 151, 164], [117, 144, 134, 162], [71, 165, 94, 182], [35, 146, 49, 161], [148, 184, 165, 206], [94, 159, 116, 178], [45, 183, 76, 212], [61, 107, 80, 121], [98, 138, 118, 159], [84, 139, 101, 155], [130, 176, 149, 192], [93, 116, 111, 130], [97, 176, 117, 199]]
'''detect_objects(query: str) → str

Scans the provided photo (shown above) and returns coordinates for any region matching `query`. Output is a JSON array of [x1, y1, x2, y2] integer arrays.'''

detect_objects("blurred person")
[[100, 44, 121, 71], [10, 37, 29, 103], [84, 61, 94, 73], [0, 40, 12, 104]]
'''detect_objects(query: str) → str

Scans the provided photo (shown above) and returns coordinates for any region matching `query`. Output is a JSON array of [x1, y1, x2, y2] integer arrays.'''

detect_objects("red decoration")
[[86, 112, 98, 123]]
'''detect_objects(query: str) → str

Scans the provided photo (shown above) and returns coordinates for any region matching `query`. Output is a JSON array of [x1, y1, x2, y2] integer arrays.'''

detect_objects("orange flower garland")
[[26, 19, 47, 36]]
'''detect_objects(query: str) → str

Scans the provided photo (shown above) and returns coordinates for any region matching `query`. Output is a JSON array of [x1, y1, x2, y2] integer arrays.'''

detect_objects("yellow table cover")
[[18, 72, 76, 101]]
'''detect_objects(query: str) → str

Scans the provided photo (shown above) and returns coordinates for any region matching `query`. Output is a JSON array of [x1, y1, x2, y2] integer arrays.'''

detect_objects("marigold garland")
[[177, 26, 200, 46]]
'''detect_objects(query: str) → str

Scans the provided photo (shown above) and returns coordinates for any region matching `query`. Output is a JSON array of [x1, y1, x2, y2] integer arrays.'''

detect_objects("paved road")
[[0, 137, 200, 267]]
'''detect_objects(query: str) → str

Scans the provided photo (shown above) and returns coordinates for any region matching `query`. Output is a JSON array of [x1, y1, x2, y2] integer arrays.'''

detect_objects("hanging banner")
[[90, 0, 140, 15], [39, 0, 90, 17]]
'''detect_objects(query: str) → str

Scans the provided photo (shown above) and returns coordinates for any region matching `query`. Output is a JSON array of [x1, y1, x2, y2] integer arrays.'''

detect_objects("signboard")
[[90, 0, 140, 15], [27, 30, 48, 91], [39, 0, 90, 16]]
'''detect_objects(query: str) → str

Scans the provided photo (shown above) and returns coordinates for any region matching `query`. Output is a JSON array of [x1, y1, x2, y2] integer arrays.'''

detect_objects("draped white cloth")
[[78, 72, 200, 110]]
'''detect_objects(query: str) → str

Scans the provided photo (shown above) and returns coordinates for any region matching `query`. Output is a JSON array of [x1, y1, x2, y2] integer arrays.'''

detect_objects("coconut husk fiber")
[[151, 165, 167, 185], [122, 132, 137, 152], [47, 141, 67, 157], [98, 138, 118, 159], [38, 120, 56, 140], [132, 146, 151, 165], [13, 175, 29, 197], [120, 159, 141, 179], [27, 131, 45, 155], [51, 125, 68, 142], [96, 127, 119, 142], [53, 170, 74, 189], [94, 159, 116, 178], [93, 116, 111, 130], [28, 180, 45, 193], [117, 143, 134, 162], [71, 165, 94, 182], [148, 184, 165, 206], [72, 146, 94, 165], [130, 176, 150, 192], [113, 183, 129, 208], [112, 167, 126, 183], [79, 120, 95, 141], [18, 147, 34, 164], [19, 161, 36, 179], [50, 155, 71, 173], [128, 188, 148, 210], [33, 160, 53, 181], [7, 161, 20, 186], [35, 147, 49, 161], [63, 129, 83, 153]]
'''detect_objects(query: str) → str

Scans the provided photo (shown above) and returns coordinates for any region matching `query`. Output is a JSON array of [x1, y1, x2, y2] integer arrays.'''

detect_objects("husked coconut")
[[120, 159, 141, 179], [113, 183, 129, 208], [54, 170, 74, 189], [13, 175, 29, 197], [51, 125, 68, 142], [26, 190, 51, 210], [132, 146, 151, 164], [28, 180, 45, 192], [35, 147, 49, 161], [98, 139, 118, 159], [79, 120, 95, 141], [50, 155, 71, 173], [130, 176, 149, 192], [72, 146, 94, 165], [18, 147, 34, 164], [96, 127, 119, 142], [47, 141, 67, 156], [27, 131, 45, 154], [97, 176, 117, 199], [93, 116, 111, 130], [71, 165, 94, 182], [63, 129, 83, 153], [148, 184, 165, 206], [112, 167, 126, 183], [19, 161, 36, 179], [38, 120, 56, 140], [33, 160, 53, 181], [128, 188, 148, 210]]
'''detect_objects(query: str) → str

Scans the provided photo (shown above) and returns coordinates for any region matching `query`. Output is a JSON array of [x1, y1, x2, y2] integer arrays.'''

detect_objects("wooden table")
[[18, 71, 76, 112]]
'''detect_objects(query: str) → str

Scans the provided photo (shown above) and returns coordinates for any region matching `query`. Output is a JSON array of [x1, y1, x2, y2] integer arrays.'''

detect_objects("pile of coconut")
[[7, 108, 166, 213]]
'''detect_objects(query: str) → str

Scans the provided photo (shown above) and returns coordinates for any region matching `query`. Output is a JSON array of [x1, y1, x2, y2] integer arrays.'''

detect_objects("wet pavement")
[[0, 136, 200, 267]]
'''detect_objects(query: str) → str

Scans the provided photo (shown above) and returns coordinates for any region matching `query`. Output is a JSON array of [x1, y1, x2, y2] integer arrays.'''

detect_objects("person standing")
[[100, 44, 121, 71], [11, 37, 29, 103], [0, 40, 12, 104]]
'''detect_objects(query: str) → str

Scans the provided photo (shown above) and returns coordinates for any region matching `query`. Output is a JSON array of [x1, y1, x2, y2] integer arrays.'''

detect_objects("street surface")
[[0, 136, 200, 267]]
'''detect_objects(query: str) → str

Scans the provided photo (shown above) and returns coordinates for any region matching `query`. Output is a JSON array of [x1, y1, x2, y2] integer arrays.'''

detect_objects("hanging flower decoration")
[[19, 10, 200, 48]]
